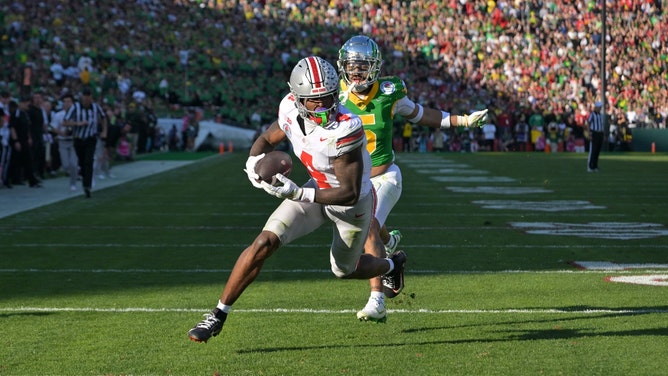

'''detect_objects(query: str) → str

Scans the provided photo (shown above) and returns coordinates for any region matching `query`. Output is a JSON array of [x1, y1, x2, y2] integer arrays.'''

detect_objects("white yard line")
[[1, 268, 667, 274], [1, 306, 666, 314]]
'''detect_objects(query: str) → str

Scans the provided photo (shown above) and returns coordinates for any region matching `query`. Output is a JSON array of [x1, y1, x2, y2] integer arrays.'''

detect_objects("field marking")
[[3, 268, 668, 275], [0, 221, 627, 231], [447, 186, 553, 194], [606, 275, 668, 287], [0, 212, 630, 221], [9, 243, 668, 249], [431, 176, 516, 182], [1, 307, 666, 314], [510, 221, 668, 239], [571, 261, 668, 270], [416, 169, 489, 174], [473, 200, 605, 211]]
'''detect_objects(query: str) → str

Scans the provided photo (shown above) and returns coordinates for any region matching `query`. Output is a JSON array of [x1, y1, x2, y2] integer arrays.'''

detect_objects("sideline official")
[[64, 88, 107, 197], [587, 101, 604, 172]]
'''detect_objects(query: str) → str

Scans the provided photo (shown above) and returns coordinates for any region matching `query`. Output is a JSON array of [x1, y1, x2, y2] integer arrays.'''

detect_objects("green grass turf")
[[1, 151, 667, 375], [134, 150, 219, 161]]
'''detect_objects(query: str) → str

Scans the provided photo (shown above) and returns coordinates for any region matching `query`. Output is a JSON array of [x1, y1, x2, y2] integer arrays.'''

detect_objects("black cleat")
[[382, 251, 406, 298], [188, 309, 226, 343]]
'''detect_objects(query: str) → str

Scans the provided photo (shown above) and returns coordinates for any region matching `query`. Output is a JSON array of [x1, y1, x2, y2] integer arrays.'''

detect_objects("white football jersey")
[[277, 93, 372, 195]]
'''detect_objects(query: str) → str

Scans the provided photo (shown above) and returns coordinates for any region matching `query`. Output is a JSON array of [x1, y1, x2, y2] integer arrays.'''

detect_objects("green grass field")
[[1, 151, 667, 376]]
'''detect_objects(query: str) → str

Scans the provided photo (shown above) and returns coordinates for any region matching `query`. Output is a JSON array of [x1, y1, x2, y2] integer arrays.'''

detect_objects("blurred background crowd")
[[1, 0, 666, 150]]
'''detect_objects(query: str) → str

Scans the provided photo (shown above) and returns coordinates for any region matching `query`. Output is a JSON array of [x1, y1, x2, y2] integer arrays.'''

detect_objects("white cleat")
[[357, 297, 387, 323]]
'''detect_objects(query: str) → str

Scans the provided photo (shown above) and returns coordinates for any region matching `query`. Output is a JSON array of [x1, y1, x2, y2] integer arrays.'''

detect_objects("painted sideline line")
[[1, 307, 666, 314], [2, 268, 668, 274]]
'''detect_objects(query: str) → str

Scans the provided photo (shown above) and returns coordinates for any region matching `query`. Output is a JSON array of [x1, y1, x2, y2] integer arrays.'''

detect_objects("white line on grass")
[[10, 243, 668, 249], [1, 307, 666, 314], [2, 268, 667, 274]]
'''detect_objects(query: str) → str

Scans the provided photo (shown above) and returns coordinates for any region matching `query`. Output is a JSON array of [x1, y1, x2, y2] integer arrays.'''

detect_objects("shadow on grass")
[[402, 306, 668, 334], [499, 327, 668, 341], [0, 311, 54, 319], [235, 325, 668, 354], [235, 308, 668, 354]]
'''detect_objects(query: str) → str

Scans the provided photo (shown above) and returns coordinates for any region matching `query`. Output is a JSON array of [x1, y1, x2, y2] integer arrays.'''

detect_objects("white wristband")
[[298, 187, 316, 203], [440, 111, 452, 128]]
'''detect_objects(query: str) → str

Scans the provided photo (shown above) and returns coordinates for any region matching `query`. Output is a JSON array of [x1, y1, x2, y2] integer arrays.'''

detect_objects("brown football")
[[254, 150, 293, 185]]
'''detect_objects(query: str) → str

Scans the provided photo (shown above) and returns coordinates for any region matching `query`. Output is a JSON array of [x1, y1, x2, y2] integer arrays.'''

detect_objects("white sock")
[[370, 291, 384, 300], [385, 235, 396, 249], [216, 300, 231, 313]]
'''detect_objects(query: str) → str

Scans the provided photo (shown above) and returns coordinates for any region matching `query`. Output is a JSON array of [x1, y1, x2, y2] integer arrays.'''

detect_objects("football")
[[254, 150, 293, 185]]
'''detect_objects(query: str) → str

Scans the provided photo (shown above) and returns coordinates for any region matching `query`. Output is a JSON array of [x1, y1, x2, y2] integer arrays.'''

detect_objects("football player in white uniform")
[[188, 56, 406, 343]]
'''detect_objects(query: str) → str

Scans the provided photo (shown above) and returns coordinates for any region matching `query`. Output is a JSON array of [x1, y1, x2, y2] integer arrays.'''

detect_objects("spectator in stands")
[[481, 121, 497, 151], [431, 128, 446, 152], [449, 133, 462, 153], [500, 128, 515, 152], [514, 114, 529, 152], [2, 0, 667, 141], [402, 122, 413, 152]]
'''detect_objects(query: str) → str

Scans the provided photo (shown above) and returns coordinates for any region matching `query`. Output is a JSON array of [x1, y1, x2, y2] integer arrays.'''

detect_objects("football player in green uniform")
[[338, 35, 488, 322]]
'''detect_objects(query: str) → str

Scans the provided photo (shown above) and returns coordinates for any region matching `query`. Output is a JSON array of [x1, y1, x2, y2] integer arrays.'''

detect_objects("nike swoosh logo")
[[355, 213, 364, 218], [320, 137, 328, 141]]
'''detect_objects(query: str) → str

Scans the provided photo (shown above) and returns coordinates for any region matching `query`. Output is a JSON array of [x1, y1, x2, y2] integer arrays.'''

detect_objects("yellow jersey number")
[[359, 114, 376, 155]]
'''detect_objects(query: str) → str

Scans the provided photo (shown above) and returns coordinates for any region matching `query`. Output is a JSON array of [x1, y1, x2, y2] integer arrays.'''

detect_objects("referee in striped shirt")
[[64, 88, 107, 197], [587, 101, 604, 172]]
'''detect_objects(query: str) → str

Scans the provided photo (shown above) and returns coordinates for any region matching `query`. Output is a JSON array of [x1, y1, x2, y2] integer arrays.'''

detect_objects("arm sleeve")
[[393, 96, 417, 118]]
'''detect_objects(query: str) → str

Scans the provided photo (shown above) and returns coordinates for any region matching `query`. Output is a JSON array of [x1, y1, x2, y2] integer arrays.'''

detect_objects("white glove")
[[260, 174, 315, 202], [243, 153, 265, 189], [463, 109, 488, 128]]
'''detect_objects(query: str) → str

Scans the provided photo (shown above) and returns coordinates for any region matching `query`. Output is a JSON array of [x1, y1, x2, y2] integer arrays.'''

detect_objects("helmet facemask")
[[337, 36, 383, 93], [288, 56, 340, 127]]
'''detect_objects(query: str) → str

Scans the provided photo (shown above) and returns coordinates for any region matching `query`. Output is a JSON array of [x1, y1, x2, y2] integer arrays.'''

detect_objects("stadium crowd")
[[0, 0, 666, 190]]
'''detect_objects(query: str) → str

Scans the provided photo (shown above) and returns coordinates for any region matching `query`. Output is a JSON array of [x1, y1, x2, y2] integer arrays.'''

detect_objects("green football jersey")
[[340, 76, 407, 167]]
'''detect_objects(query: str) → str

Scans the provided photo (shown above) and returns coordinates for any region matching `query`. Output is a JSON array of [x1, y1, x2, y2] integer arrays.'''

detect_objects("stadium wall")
[[631, 128, 668, 153], [157, 118, 256, 151]]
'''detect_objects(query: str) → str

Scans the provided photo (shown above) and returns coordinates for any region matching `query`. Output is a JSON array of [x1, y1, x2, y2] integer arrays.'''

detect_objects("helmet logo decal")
[[306, 56, 324, 94], [380, 81, 395, 95]]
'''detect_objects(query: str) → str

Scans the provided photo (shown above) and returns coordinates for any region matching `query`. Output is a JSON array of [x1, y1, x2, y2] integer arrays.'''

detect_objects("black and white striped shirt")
[[588, 111, 603, 133], [65, 102, 106, 139]]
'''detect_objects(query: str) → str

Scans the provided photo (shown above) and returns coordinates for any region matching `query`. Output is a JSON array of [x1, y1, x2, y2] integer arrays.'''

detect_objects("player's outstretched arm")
[[419, 107, 489, 129]]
